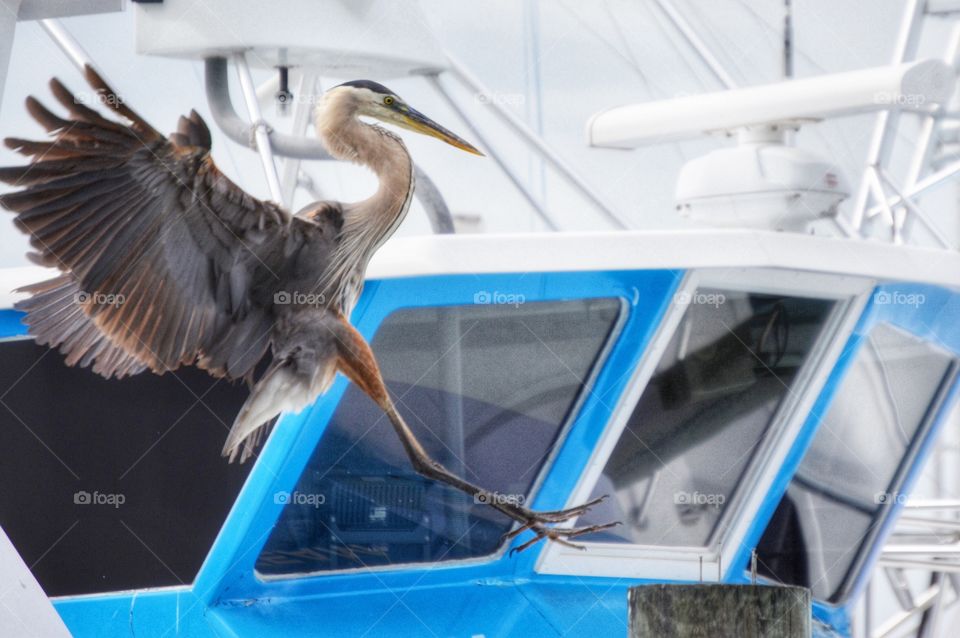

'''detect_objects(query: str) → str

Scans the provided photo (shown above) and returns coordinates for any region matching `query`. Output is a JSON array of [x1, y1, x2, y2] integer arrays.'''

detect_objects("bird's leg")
[[331, 317, 620, 553]]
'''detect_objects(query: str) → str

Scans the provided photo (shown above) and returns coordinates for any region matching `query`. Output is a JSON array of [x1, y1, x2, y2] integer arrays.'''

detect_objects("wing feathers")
[[15, 275, 148, 378], [81, 65, 163, 142], [0, 71, 313, 381], [48, 77, 134, 136]]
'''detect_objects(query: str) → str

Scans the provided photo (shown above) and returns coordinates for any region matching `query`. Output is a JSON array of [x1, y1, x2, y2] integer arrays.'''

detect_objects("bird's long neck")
[[315, 99, 414, 310], [318, 111, 413, 221]]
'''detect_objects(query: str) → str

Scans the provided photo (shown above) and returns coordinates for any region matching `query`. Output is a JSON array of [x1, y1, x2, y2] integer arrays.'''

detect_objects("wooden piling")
[[628, 584, 811, 637]]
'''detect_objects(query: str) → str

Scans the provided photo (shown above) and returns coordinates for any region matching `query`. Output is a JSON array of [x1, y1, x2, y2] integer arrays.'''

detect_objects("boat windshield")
[[576, 288, 835, 547]]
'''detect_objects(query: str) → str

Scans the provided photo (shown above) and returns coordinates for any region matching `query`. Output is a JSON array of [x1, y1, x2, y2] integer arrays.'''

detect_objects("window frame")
[[537, 268, 875, 581], [253, 296, 629, 580], [761, 323, 959, 604], [834, 342, 958, 602], [185, 269, 687, 605]]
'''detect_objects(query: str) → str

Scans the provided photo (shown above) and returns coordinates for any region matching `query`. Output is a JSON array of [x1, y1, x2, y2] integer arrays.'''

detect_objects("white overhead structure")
[[928, 0, 960, 15], [587, 60, 954, 148], [0, 0, 122, 106], [135, 0, 447, 76], [587, 59, 957, 234], [15, 0, 120, 21], [126, 0, 630, 230]]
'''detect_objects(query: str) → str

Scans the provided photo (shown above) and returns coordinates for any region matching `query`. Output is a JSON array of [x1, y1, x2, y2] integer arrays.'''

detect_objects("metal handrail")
[[866, 499, 960, 637]]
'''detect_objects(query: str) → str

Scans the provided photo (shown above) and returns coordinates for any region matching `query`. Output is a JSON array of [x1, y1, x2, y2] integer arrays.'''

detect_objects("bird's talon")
[[501, 522, 534, 542], [552, 537, 586, 551], [511, 532, 548, 555], [496, 496, 620, 553]]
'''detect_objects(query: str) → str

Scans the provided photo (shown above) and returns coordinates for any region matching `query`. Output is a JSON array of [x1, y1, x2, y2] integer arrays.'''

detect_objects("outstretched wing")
[[0, 67, 324, 381], [15, 274, 148, 379]]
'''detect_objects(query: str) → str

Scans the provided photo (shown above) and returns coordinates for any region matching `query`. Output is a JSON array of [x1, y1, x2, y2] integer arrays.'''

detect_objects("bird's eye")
[[383, 96, 395, 106]]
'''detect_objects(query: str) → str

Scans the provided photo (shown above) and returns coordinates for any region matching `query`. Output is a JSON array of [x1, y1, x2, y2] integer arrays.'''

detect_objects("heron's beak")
[[399, 107, 484, 156]]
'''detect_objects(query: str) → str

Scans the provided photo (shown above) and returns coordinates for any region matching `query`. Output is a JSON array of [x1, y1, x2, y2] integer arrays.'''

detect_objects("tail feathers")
[[15, 274, 148, 379], [222, 357, 335, 463], [225, 413, 279, 465]]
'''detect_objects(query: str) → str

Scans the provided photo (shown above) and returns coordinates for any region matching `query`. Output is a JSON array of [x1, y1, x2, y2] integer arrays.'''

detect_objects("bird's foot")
[[492, 495, 621, 554]]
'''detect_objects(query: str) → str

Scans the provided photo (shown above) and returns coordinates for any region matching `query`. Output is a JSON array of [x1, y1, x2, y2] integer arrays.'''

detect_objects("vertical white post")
[[0, 1, 24, 108], [280, 70, 320, 207], [0, 525, 71, 637], [234, 53, 285, 206], [522, 0, 546, 208]]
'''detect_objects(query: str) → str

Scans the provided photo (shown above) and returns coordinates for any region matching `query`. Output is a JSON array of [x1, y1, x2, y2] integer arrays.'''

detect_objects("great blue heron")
[[0, 67, 615, 551]]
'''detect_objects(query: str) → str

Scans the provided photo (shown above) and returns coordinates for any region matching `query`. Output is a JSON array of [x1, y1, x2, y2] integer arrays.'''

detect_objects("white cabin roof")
[[367, 230, 960, 287], [0, 230, 956, 310]]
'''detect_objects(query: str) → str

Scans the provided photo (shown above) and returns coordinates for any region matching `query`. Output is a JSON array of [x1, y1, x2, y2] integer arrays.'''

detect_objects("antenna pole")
[[784, 0, 794, 78]]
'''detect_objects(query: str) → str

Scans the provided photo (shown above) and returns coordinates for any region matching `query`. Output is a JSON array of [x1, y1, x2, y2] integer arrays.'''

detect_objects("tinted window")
[[257, 298, 621, 575], [758, 323, 957, 602], [0, 338, 253, 596], [577, 289, 835, 546]]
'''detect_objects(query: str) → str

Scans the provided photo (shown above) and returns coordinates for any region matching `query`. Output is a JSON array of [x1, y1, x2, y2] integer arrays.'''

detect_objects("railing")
[[863, 500, 960, 637]]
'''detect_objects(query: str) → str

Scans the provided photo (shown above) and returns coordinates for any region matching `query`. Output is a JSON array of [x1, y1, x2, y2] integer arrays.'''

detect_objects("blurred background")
[[3, 1, 960, 253]]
